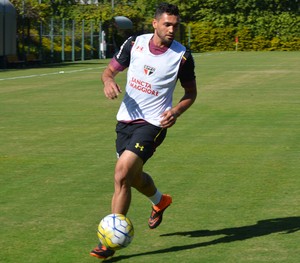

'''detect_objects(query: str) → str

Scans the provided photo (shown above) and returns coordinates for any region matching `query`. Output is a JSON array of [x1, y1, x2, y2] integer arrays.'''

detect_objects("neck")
[[149, 37, 169, 55]]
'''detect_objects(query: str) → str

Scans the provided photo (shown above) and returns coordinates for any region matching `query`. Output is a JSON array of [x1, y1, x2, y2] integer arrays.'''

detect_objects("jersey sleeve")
[[113, 36, 137, 69], [178, 50, 196, 84]]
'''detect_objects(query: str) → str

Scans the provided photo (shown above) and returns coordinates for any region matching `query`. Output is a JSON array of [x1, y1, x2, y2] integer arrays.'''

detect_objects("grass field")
[[0, 52, 299, 263]]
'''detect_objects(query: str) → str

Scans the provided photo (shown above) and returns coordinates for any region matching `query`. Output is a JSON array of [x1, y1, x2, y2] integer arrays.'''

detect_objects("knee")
[[114, 153, 143, 189], [114, 165, 131, 188]]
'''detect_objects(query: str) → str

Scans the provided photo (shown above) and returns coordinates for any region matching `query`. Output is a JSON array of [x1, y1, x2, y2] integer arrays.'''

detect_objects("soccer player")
[[90, 2, 197, 259]]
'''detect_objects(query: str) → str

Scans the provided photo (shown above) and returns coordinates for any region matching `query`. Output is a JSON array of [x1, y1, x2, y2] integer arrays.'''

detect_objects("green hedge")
[[187, 22, 300, 52]]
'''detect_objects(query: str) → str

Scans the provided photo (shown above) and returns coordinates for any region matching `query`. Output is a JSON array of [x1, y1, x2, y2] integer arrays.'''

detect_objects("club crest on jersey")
[[144, 65, 156, 76]]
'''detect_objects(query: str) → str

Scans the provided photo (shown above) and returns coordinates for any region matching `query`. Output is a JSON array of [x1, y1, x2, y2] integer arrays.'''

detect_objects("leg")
[[90, 152, 140, 260], [112, 150, 160, 214], [112, 150, 156, 214], [112, 122, 168, 214], [112, 149, 171, 229], [132, 171, 157, 197]]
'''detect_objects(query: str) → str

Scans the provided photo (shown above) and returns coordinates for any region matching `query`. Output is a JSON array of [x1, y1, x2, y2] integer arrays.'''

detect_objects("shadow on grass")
[[106, 216, 300, 262]]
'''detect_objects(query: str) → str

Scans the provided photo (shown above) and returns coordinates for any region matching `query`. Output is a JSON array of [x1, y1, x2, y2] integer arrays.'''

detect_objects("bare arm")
[[101, 64, 122, 100], [160, 79, 197, 128]]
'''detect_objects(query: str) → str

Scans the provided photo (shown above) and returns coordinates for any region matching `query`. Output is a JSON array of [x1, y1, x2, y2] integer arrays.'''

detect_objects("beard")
[[155, 30, 173, 46]]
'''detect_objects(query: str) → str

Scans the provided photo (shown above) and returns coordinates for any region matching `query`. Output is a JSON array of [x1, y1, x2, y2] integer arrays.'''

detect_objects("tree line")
[[11, 0, 300, 52]]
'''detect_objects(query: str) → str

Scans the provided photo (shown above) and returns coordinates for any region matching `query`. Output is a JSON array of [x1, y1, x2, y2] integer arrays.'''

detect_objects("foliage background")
[[9, 0, 300, 56]]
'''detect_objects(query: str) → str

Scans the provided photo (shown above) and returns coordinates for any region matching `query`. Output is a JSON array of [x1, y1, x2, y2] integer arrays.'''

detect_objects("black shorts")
[[115, 121, 167, 163]]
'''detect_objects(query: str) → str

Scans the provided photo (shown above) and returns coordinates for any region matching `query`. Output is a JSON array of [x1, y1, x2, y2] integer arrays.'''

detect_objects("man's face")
[[153, 13, 180, 45]]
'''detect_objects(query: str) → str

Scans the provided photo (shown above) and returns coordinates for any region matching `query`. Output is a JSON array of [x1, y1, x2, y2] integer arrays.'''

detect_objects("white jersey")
[[116, 34, 186, 127]]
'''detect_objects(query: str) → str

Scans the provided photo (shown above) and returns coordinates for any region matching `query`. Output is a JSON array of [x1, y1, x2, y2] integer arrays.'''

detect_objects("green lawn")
[[1, 52, 299, 263]]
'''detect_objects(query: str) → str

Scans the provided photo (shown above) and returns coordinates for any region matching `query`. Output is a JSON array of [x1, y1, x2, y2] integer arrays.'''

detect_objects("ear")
[[152, 19, 157, 29]]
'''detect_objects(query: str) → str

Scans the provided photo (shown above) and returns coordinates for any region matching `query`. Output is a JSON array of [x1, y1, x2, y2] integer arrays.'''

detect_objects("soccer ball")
[[97, 213, 134, 250]]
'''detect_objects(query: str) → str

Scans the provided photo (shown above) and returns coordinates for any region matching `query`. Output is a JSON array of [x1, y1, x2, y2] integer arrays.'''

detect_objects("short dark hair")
[[154, 2, 180, 19]]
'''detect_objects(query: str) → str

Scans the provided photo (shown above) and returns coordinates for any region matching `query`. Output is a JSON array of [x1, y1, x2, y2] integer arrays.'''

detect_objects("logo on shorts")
[[144, 65, 155, 76], [135, 143, 144, 151]]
